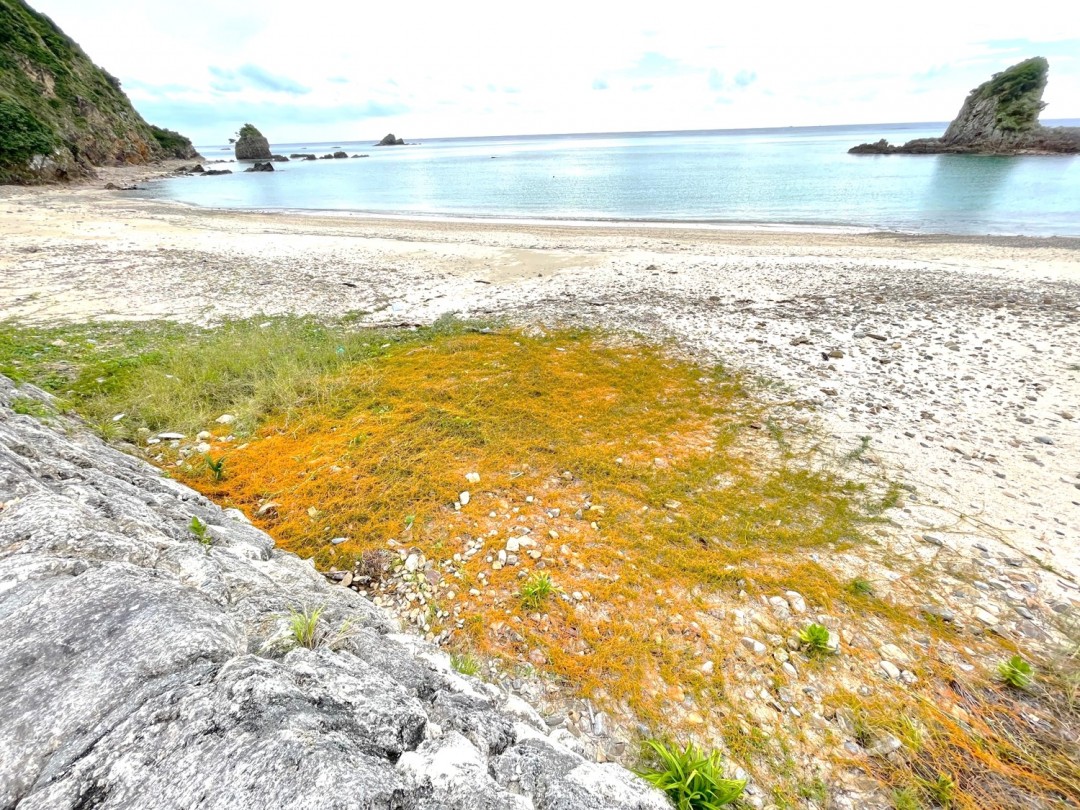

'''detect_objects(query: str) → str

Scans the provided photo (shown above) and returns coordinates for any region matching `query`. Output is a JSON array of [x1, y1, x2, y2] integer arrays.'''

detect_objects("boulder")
[[333, 151, 348, 159], [234, 123, 273, 160], [244, 162, 275, 172], [203, 169, 233, 176], [850, 57, 1080, 155], [377, 133, 406, 146], [271, 154, 290, 162], [0, 377, 668, 810]]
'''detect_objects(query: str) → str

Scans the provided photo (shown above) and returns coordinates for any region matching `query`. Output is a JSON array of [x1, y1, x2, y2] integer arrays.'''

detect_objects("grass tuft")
[[520, 572, 558, 611], [798, 623, 832, 657], [635, 739, 745, 809]]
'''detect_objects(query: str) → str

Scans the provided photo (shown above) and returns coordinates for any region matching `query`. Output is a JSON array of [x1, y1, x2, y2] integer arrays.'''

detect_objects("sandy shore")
[[2, 176, 1079, 596]]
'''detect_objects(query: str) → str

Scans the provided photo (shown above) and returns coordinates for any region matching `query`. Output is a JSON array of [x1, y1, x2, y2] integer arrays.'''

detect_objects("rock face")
[[377, 133, 406, 146], [0, 0, 200, 183], [850, 57, 1080, 155], [0, 377, 667, 810], [234, 123, 272, 160]]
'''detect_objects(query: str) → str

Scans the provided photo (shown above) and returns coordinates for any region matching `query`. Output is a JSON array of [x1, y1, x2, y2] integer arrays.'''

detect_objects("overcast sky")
[[29, 0, 1080, 145]]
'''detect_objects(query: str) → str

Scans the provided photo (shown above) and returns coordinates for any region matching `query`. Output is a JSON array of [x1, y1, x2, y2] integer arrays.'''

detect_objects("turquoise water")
[[143, 122, 1080, 236]]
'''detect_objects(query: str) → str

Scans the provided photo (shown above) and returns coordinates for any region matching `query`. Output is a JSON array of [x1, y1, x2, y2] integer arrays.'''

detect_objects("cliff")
[[0, 0, 198, 184], [0, 376, 667, 810], [850, 57, 1080, 155], [235, 123, 272, 160]]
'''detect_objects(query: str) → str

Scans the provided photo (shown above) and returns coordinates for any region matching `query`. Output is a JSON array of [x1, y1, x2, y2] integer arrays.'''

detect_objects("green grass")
[[848, 577, 874, 597], [520, 572, 558, 611], [798, 623, 832, 657], [0, 314, 484, 443], [288, 605, 325, 649], [635, 740, 745, 809], [9, 395, 51, 419], [450, 653, 481, 676]]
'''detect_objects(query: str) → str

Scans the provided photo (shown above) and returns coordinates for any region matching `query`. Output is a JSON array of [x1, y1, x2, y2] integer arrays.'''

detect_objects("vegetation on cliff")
[[0, 0, 198, 182]]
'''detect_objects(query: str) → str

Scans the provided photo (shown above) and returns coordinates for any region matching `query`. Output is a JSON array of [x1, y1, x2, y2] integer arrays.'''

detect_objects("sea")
[[140, 121, 1080, 237]]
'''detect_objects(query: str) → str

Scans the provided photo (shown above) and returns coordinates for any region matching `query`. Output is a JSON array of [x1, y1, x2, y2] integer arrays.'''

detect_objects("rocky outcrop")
[[850, 57, 1080, 155], [0, 0, 200, 183], [377, 133, 406, 146], [0, 377, 667, 810], [244, 161, 275, 172], [234, 123, 272, 160]]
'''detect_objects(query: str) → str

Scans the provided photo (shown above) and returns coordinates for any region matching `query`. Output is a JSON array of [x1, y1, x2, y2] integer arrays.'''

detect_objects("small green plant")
[[189, 516, 212, 551], [797, 777, 828, 803], [288, 605, 325, 649], [844, 435, 872, 462], [520, 572, 557, 610], [635, 740, 745, 809], [450, 653, 481, 676], [921, 773, 955, 808], [798, 623, 833, 656], [205, 455, 226, 481], [893, 787, 921, 810], [284, 605, 352, 650], [10, 396, 51, 418], [848, 577, 874, 596], [997, 655, 1034, 689]]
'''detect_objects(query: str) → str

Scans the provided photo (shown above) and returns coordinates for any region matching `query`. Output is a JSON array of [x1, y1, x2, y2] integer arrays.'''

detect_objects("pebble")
[[465, 472, 481, 483], [215, 414, 236, 424], [330, 536, 348, 545], [1034, 435, 1054, 445], [740, 637, 767, 655], [879, 660, 901, 679], [459, 491, 471, 506]]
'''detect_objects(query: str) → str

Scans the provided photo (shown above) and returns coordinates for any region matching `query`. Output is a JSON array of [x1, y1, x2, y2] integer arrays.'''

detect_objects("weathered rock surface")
[[0, 377, 667, 810], [850, 57, 1080, 155], [234, 123, 273, 161]]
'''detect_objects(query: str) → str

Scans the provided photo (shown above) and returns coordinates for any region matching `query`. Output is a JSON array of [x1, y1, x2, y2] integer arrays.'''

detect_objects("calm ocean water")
[[143, 122, 1080, 236]]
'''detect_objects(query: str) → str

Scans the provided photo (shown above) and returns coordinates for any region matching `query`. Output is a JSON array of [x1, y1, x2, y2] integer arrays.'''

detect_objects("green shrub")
[[848, 577, 874, 596], [635, 740, 745, 809], [149, 124, 195, 158], [0, 96, 56, 169], [237, 123, 263, 139]]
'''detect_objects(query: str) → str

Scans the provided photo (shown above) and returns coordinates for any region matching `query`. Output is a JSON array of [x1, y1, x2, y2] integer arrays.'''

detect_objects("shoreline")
[[2, 176, 1079, 592]]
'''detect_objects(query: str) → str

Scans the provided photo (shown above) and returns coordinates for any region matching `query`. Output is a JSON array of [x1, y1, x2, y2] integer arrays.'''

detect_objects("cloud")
[[626, 51, 701, 79], [708, 69, 724, 91], [632, 83, 653, 93], [208, 64, 311, 95], [592, 78, 609, 90], [734, 69, 757, 88]]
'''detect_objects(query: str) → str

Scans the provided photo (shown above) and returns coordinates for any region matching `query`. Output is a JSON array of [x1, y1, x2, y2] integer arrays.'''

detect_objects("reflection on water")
[[140, 124, 1080, 237], [923, 155, 1019, 216]]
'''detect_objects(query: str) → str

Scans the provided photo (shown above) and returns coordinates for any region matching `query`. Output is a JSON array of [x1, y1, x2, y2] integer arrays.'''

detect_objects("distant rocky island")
[[376, 133, 406, 146], [850, 57, 1080, 155], [234, 123, 272, 160], [0, 0, 199, 183]]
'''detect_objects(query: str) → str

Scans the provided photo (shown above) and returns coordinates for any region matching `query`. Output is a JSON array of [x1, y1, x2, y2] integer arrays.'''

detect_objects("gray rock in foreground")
[[0, 377, 668, 810]]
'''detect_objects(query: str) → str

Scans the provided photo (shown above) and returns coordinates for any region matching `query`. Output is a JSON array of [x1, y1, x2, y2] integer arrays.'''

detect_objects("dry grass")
[[179, 327, 875, 734]]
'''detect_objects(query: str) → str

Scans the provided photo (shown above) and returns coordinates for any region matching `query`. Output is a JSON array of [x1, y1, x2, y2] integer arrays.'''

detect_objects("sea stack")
[[376, 133, 405, 146], [235, 124, 273, 160], [850, 57, 1080, 155]]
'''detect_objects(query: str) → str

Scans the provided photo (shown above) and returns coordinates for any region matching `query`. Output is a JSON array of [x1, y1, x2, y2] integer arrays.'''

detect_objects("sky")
[[28, 0, 1080, 145]]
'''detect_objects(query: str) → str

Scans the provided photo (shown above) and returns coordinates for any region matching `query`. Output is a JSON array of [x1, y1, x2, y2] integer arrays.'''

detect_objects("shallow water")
[[141, 122, 1080, 236]]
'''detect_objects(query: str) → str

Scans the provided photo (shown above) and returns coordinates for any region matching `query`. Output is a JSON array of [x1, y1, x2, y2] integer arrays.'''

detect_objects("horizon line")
[[194, 118, 1080, 147]]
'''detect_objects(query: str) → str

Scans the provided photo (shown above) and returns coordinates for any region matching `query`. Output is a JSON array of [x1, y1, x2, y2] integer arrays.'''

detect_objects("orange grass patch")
[[181, 328, 869, 733]]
